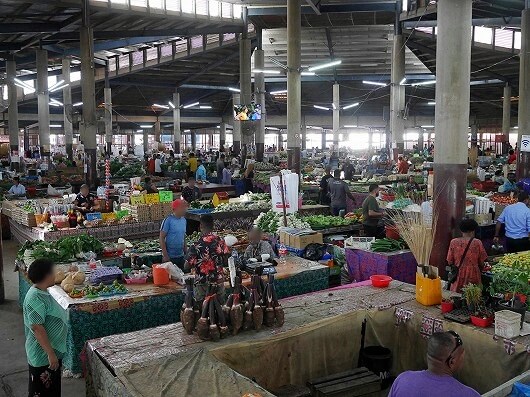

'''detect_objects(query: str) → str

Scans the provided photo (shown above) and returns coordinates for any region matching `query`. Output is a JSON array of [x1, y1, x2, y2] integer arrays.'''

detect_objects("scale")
[[241, 261, 277, 275]]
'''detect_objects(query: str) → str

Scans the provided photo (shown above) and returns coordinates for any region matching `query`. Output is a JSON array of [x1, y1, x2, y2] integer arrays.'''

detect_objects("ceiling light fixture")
[[153, 103, 169, 109], [50, 124, 62, 128], [49, 80, 65, 91], [301, 71, 315, 76], [332, 104, 337, 110], [399, 77, 407, 85], [168, 101, 175, 109], [313, 105, 330, 111], [184, 129, 191, 133], [411, 80, 436, 86], [342, 103, 359, 110], [253, 69, 281, 74], [73, 102, 83, 107], [362, 80, 388, 87], [140, 124, 153, 128], [270, 89, 288, 95], [228, 87, 240, 92], [136, 129, 143, 132], [421, 125, 435, 128], [427, 101, 436, 105], [200, 105, 212, 109], [266, 127, 279, 130], [13, 78, 35, 92], [308, 60, 342, 72], [183, 101, 200, 109], [343, 125, 358, 128], [50, 83, 69, 92]]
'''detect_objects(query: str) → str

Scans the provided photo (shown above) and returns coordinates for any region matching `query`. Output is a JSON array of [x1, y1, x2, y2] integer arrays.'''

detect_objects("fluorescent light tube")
[[362, 80, 387, 87], [342, 103, 359, 110], [313, 105, 330, 111], [270, 89, 288, 95], [399, 77, 407, 85], [153, 103, 169, 109], [183, 102, 200, 109], [411, 80, 436, 86], [140, 124, 153, 128], [168, 101, 175, 109], [199, 105, 212, 109], [308, 60, 342, 72], [228, 87, 240, 92]]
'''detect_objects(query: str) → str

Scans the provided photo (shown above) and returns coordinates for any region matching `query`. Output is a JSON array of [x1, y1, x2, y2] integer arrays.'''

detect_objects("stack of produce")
[[302, 215, 353, 230], [497, 251, 530, 271], [189, 200, 214, 210], [344, 211, 363, 223], [196, 284, 228, 341], [253, 162, 278, 171], [54, 266, 86, 293], [254, 211, 311, 234], [212, 201, 271, 213], [132, 239, 160, 253], [370, 238, 408, 252], [17, 234, 104, 264], [491, 194, 517, 205], [113, 162, 145, 178]]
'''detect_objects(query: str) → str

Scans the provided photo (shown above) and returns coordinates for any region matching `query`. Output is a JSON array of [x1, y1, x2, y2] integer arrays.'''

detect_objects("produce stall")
[[85, 281, 530, 397], [17, 253, 328, 374]]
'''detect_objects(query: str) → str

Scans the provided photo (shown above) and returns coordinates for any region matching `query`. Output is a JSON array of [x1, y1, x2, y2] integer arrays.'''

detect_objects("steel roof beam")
[[0, 23, 62, 34], [247, 3, 396, 16], [404, 17, 521, 28]]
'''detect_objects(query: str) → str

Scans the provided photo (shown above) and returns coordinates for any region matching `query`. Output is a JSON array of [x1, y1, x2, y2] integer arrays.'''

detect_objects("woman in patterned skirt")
[[23, 259, 68, 397]]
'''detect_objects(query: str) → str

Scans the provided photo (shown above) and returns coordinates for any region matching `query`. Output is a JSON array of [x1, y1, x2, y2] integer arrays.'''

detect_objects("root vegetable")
[[252, 305, 263, 331], [274, 306, 285, 327], [54, 270, 66, 284], [209, 298, 220, 341], [243, 305, 253, 331], [182, 280, 195, 335], [62, 282, 74, 293], [197, 293, 210, 340], [72, 271, 85, 285]]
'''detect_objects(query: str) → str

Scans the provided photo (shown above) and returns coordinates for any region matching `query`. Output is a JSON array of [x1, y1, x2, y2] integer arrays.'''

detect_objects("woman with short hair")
[[23, 258, 68, 397]]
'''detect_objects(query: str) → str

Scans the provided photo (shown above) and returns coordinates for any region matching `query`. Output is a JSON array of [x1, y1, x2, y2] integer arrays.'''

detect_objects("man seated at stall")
[[8, 176, 26, 197], [143, 177, 159, 194], [498, 172, 518, 193], [181, 176, 202, 203], [389, 331, 479, 397], [73, 184, 99, 214], [243, 227, 276, 262], [406, 175, 420, 192], [185, 214, 229, 302]]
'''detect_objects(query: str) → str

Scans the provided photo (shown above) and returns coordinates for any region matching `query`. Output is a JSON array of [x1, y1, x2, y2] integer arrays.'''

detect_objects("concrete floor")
[[0, 239, 85, 397]]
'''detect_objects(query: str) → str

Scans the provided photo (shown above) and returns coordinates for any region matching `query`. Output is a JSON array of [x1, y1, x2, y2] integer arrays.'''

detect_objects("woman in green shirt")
[[23, 258, 68, 397]]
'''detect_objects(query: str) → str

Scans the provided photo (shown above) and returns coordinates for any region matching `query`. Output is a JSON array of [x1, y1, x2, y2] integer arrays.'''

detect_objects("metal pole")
[[239, 6, 252, 163], [232, 93, 241, 155], [254, 40, 265, 162], [390, 15, 405, 161], [517, 6, 530, 179], [333, 83, 340, 155], [36, 49, 51, 159], [80, 0, 98, 187], [287, 0, 301, 174], [7, 58, 19, 161], [62, 57, 74, 159], [104, 64, 112, 156], [432, 0, 473, 274], [173, 92, 181, 153], [502, 84, 512, 154], [220, 123, 226, 152]]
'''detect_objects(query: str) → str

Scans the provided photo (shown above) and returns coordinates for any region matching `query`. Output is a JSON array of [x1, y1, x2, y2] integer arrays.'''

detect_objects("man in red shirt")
[[508, 149, 517, 164], [397, 156, 409, 174]]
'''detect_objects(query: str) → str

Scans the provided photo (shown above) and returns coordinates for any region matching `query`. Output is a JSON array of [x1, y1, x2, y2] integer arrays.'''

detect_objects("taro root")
[[243, 304, 253, 331], [222, 294, 234, 325], [197, 285, 211, 340], [230, 293, 244, 335], [209, 298, 220, 341], [214, 299, 229, 339], [182, 279, 196, 335], [274, 306, 285, 327], [252, 304, 263, 331]]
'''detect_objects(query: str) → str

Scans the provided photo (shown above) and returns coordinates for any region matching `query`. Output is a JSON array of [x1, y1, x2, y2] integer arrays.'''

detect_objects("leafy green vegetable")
[[17, 234, 104, 263]]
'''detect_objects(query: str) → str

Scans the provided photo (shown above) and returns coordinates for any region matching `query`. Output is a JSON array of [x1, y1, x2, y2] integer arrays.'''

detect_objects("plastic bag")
[[509, 382, 530, 397], [158, 261, 185, 283]]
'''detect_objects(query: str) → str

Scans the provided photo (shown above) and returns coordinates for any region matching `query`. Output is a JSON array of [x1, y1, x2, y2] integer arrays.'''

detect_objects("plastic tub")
[[471, 315, 493, 328], [441, 300, 454, 313], [495, 310, 521, 338], [370, 275, 392, 288], [152, 265, 170, 285], [360, 346, 392, 377]]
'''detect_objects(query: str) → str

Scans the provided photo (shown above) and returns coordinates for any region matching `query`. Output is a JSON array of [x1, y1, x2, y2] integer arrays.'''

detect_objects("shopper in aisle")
[[154, 154, 162, 176], [221, 162, 233, 186], [446, 218, 488, 293], [397, 156, 409, 174], [328, 170, 356, 216], [342, 159, 354, 180], [160, 199, 188, 270], [362, 184, 385, 238], [406, 175, 420, 192], [73, 184, 98, 214], [243, 228, 276, 261], [389, 331, 479, 397], [23, 258, 68, 397], [195, 159, 207, 182], [188, 152, 198, 177], [185, 214, 230, 301], [7, 176, 26, 196], [147, 154, 156, 175], [508, 149, 517, 164], [319, 166, 333, 205], [181, 176, 202, 203], [243, 162, 255, 193], [494, 191, 530, 253], [216, 154, 226, 183]]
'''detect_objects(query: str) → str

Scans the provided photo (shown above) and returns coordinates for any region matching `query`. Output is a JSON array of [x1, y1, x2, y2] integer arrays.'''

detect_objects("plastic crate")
[[495, 310, 521, 339], [345, 237, 375, 251]]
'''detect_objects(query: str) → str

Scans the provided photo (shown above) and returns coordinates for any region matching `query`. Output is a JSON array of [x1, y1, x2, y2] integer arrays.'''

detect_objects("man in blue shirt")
[[160, 199, 188, 270], [195, 160, 207, 182], [8, 176, 26, 196], [494, 191, 530, 253]]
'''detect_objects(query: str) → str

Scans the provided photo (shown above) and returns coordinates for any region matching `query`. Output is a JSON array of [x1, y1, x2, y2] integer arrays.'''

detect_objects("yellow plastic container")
[[416, 273, 442, 306]]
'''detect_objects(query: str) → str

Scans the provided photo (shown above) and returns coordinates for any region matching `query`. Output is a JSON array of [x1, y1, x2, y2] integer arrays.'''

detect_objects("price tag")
[[101, 212, 116, 221], [86, 212, 102, 221], [159, 190, 174, 203], [130, 194, 146, 205], [145, 193, 160, 204]]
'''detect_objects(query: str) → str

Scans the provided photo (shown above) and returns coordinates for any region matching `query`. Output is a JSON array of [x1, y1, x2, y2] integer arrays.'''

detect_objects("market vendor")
[[498, 172, 518, 193], [182, 176, 202, 203], [329, 169, 356, 216], [73, 184, 98, 214], [397, 156, 409, 174], [185, 214, 230, 301], [319, 166, 333, 205], [406, 175, 420, 192], [8, 176, 26, 196], [243, 228, 276, 262], [160, 199, 188, 269], [143, 177, 159, 194], [494, 191, 530, 253], [195, 159, 207, 182], [362, 184, 385, 238]]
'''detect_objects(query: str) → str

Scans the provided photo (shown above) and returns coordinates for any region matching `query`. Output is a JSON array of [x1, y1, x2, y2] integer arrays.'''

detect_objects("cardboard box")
[[279, 229, 323, 249]]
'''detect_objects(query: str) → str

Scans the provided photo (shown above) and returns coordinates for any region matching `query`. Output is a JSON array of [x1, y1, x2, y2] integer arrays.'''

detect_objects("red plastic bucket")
[[385, 225, 400, 240], [152, 265, 170, 285]]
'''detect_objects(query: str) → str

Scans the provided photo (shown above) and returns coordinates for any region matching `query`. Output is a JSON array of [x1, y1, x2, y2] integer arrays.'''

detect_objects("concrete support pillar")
[[80, 0, 98, 187], [470, 124, 479, 166], [418, 129, 424, 152], [232, 93, 241, 155], [278, 130, 283, 150], [391, 32, 405, 161], [154, 119, 161, 144], [6, 59, 19, 155], [287, 0, 301, 174], [143, 130, 149, 154], [368, 130, 373, 152], [191, 131, 197, 151], [62, 58, 74, 159], [321, 129, 326, 150], [332, 84, 340, 155], [517, 5, 530, 179], [502, 84, 512, 153], [431, 0, 472, 274], [104, 87, 112, 155], [36, 49, 51, 158], [254, 47, 265, 162], [173, 92, 181, 153], [220, 123, 226, 152]]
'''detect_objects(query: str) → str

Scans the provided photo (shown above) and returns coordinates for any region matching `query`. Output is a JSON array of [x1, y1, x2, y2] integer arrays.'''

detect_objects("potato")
[[62, 282, 74, 293], [72, 271, 85, 285]]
